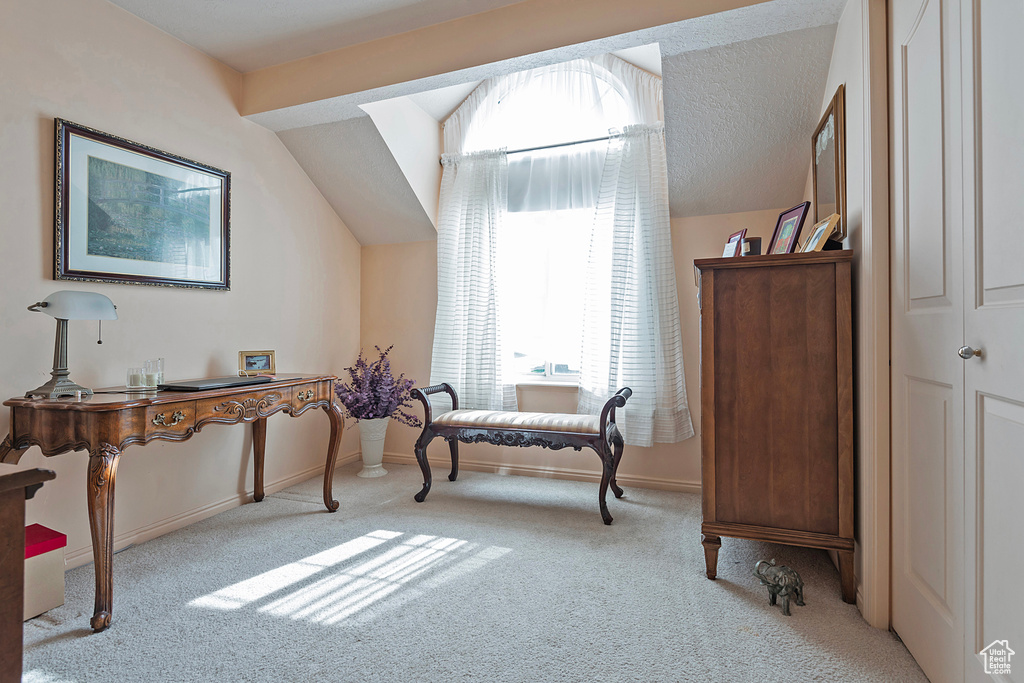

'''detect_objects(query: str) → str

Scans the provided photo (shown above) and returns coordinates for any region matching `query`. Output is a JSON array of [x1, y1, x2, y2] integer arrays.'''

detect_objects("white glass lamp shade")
[[33, 291, 117, 321]]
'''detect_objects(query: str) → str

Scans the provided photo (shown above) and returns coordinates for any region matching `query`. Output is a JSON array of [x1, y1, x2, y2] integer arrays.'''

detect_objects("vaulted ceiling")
[[104, 0, 529, 72], [105, 0, 848, 245]]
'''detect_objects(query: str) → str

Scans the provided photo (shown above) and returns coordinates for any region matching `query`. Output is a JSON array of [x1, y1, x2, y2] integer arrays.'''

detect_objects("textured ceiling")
[[665, 23, 837, 216], [268, 5, 843, 243], [277, 118, 438, 245], [104, 0, 526, 72], [247, 0, 845, 132], [131, 0, 846, 245], [406, 81, 483, 123]]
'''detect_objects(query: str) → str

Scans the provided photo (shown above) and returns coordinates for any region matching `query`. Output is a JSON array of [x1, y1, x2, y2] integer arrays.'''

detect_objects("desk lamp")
[[26, 291, 117, 399]]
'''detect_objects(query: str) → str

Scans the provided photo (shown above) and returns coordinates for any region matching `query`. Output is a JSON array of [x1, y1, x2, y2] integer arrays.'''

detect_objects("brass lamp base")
[[25, 375, 93, 399], [25, 318, 94, 399]]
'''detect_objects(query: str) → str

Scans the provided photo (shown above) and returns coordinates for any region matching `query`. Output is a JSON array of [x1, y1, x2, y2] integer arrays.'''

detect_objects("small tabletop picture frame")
[[239, 350, 275, 376], [801, 213, 842, 253], [767, 202, 811, 255], [722, 229, 747, 257]]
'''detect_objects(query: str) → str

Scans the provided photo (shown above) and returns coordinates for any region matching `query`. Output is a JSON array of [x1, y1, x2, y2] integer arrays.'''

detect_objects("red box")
[[24, 524, 67, 620]]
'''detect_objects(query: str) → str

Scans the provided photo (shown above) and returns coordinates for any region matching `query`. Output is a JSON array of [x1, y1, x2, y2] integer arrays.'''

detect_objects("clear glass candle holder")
[[126, 367, 145, 390], [143, 358, 164, 388]]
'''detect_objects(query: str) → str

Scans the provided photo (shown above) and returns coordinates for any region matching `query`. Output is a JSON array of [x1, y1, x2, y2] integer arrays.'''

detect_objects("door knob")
[[958, 345, 982, 360]]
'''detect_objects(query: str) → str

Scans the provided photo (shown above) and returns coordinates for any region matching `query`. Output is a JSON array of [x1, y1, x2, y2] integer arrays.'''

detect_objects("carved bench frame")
[[410, 384, 632, 524]]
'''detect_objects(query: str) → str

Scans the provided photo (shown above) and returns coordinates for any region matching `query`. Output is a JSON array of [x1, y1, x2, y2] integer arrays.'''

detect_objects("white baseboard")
[[382, 451, 701, 494], [64, 451, 361, 569]]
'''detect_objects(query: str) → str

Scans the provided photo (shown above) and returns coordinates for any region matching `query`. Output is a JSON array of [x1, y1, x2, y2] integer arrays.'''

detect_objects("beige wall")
[[360, 208, 785, 489], [1, 0, 362, 567], [814, 0, 890, 628]]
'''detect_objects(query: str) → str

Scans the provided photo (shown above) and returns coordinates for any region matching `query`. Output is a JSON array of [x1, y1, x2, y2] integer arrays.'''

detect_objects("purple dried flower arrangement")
[[334, 345, 421, 427]]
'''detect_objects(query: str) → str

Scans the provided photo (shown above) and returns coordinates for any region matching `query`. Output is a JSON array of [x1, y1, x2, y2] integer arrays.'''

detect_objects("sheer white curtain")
[[433, 57, 635, 407], [429, 149, 517, 411], [578, 124, 694, 447], [432, 53, 693, 437], [445, 55, 656, 156], [501, 141, 607, 375]]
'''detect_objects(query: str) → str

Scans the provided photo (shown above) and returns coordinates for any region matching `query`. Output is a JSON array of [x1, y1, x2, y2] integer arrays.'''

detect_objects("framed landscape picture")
[[54, 119, 230, 289]]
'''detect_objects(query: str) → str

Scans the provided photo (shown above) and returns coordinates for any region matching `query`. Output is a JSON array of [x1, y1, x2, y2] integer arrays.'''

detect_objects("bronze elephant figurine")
[[754, 559, 805, 616]]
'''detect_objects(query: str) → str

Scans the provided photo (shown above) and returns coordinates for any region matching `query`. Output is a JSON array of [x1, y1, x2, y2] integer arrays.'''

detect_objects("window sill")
[[515, 380, 579, 388]]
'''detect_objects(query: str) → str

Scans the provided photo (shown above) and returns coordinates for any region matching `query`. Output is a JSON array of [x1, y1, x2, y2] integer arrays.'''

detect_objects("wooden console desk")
[[0, 374, 343, 632]]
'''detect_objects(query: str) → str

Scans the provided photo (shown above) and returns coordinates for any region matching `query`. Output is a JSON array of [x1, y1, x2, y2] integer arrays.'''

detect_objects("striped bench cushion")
[[433, 409, 600, 435]]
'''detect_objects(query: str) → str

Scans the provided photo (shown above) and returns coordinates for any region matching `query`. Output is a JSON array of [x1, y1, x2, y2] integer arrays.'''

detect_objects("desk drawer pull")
[[153, 410, 186, 427], [298, 389, 314, 402]]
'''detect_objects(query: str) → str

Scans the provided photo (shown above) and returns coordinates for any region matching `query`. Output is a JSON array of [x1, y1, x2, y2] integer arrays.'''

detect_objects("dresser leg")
[[839, 549, 856, 604], [87, 443, 121, 632], [252, 418, 267, 502], [701, 533, 721, 580], [321, 402, 343, 512]]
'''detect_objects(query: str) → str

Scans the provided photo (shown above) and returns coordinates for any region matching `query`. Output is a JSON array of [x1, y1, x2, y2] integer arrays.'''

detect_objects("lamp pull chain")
[[97, 320, 103, 345]]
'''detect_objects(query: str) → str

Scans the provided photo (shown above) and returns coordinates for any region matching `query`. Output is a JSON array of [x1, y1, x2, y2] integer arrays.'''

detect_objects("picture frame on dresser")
[[54, 118, 231, 290], [722, 229, 747, 257], [802, 214, 841, 253], [766, 201, 810, 255]]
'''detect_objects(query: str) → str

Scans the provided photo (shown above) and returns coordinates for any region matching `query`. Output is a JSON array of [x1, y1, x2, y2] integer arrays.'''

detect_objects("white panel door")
[[962, 1, 1024, 680], [890, 1, 966, 681]]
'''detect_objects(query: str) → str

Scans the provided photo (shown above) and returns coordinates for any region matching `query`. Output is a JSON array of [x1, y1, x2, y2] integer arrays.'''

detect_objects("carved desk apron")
[[0, 374, 344, 632]]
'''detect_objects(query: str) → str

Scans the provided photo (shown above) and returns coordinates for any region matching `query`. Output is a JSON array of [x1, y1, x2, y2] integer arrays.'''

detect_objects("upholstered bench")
[[410, 384, 632, 524]]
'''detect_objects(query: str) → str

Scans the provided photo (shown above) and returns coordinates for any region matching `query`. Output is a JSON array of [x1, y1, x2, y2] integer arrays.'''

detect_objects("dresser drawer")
[[145, 403, 195, 438], [195, 389, 289, 426]]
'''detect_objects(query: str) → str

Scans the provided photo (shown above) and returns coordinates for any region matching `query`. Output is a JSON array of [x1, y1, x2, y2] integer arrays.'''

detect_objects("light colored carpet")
[[23, 463, 926, 683]]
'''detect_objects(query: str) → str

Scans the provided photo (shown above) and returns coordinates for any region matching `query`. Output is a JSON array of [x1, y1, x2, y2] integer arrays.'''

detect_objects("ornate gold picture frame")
[[238, 350, 275, 376]]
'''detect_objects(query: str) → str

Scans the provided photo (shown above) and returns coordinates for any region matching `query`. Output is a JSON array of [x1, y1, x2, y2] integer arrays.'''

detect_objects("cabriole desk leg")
[[252, 418, 267, 502], [0, 435, 27, 465], [321, 401, 343, 512], [87, 443, 121, 632]]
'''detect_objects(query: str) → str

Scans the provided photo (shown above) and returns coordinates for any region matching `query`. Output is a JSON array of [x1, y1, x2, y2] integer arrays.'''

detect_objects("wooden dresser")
[[693, 250, 855, 603], [0, 465, 55, 682]]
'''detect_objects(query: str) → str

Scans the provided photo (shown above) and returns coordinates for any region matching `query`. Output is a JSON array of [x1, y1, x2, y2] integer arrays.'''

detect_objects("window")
[[461, 63, 631, 380]]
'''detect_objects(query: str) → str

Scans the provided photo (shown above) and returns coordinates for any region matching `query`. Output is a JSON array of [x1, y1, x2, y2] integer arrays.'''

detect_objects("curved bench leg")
[[609, 434, 624, 499], [448, 439, 459, 482], [413, 432, 433, 503]]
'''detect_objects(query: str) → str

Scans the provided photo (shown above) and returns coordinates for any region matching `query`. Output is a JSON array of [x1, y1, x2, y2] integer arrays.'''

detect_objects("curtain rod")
[[439, 135, 612, 165], [506, 134, 611, 156]]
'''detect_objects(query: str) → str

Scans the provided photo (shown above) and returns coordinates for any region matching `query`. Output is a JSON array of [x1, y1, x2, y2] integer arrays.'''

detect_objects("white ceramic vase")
[[357, 416, 390, 478]]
